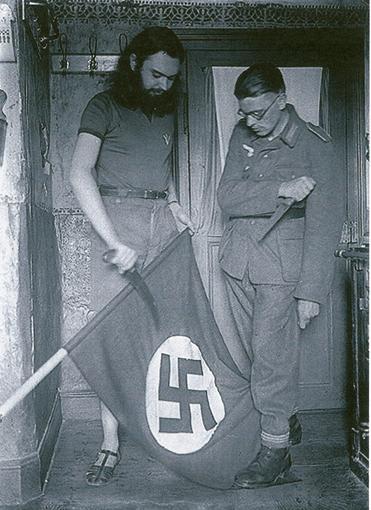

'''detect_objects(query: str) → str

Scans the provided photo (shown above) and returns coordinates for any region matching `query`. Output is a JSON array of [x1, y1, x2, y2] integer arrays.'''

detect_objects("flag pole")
[[0, 348, 68, 422]]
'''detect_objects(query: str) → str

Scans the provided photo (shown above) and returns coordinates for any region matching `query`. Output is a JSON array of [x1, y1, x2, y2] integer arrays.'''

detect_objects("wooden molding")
[[61, 390, 100, 420], [0, 452, 41, 506], [52, 1, 367, 28]]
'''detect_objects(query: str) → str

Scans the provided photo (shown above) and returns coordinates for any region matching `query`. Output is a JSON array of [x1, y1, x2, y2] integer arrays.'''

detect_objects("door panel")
[[181, 46, 350, 410]]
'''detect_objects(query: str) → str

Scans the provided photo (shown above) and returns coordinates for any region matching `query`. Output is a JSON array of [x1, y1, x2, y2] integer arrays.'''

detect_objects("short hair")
[[109, 26, 185, 114], [234, 63, 286, 99]]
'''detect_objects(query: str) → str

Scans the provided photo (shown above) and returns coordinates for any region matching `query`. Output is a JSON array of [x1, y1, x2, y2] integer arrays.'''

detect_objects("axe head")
[[103, 249, 159, 329]]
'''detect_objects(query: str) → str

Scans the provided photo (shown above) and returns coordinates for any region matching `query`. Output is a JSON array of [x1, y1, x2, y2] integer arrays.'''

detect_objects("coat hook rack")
[[51, 32, 127, 74], [21, 0, 59, 54], [51, 53, 120, 74]]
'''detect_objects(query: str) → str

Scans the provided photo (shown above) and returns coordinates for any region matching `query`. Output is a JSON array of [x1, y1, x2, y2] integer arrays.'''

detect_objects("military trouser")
[[223, 271, 300, 448]]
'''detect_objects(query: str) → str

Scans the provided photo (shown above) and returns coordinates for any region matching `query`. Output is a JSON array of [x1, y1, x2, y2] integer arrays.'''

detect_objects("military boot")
[[289, 413, 302, 446], [234, 446, 291, 489]]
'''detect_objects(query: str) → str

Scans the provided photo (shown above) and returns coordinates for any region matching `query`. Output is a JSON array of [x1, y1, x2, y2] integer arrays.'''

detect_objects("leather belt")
[[99, 185, 168, 200], [276, 207, 305, 220], [232, 208, 305, 221]]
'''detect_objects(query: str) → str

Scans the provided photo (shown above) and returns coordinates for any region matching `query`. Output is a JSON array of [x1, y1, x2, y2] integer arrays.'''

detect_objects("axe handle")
[[258, 198, 295, 242]]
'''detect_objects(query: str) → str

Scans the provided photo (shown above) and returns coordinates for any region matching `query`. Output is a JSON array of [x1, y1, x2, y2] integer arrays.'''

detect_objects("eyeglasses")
[[238, 95, 280, 121]]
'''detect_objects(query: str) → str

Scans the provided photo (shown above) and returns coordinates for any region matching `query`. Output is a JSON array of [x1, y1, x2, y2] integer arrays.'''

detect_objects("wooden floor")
[[3, 411, 368, 510]]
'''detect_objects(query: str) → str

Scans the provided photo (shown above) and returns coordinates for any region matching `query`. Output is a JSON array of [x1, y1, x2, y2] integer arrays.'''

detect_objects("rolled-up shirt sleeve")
[[217, 123, 281, 217], [78, 92, 112, 140]]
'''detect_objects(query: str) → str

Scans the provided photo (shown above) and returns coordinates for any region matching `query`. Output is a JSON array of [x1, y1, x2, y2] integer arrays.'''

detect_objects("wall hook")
[[88, 34, 98, 75], [58, 33, 69, 74], [119, 33, 128, 55]]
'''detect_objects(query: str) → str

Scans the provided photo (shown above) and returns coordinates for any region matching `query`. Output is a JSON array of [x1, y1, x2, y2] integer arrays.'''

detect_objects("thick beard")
[[139, 86, 176, 116]]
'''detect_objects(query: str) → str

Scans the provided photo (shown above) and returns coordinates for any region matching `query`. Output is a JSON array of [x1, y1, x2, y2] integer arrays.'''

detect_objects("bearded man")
[[70, 26, 193, 486]]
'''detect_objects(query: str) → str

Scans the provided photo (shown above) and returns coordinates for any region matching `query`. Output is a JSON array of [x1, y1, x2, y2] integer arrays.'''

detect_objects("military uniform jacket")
[[217, 105, 343, 305]]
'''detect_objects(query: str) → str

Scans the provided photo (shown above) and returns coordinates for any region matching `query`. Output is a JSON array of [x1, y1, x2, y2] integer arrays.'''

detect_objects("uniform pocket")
[[275, 165, 310, 182], [277, 218, 305, 281], [278, 217, 305, 239], [277, 237, 304, 282]]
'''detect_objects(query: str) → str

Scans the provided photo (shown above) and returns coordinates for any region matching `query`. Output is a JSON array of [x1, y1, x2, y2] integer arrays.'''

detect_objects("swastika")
[[158, 353, 217, 434]]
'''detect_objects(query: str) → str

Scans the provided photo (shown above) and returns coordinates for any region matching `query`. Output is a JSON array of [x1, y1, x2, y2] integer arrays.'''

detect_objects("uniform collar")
[[279, 104, 303, 148], [245, 103, 303, 148]]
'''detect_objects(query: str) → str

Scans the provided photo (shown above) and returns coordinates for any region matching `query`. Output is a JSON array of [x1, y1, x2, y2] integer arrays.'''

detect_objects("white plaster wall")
[[0, 65, 27, 202], [0, 42, 34, 458]]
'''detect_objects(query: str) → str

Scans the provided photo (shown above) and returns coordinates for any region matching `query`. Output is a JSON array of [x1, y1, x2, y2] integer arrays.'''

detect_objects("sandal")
[[86, 449, 121, 486]]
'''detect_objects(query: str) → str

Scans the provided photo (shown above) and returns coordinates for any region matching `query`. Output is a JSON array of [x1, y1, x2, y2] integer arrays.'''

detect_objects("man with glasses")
[[217, 63, 342, 488]]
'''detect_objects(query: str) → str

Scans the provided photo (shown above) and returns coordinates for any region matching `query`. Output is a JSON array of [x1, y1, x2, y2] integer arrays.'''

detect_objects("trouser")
[[223, 271, 300, 448], [89, 196, 178, 313]]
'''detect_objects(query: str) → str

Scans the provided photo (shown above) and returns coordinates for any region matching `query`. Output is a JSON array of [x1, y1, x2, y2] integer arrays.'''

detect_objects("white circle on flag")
[[146, 335, 225, 454]]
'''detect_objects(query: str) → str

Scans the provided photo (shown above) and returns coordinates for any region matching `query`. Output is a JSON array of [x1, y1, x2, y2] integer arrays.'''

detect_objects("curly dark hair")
[[108, 27, 185, 116]]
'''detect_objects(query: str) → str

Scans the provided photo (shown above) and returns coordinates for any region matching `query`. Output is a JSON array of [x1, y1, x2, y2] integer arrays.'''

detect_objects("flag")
[[66, 230, 260, 489]]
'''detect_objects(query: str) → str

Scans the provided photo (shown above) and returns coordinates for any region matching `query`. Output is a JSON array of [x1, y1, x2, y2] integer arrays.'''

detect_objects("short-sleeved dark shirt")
[[78, 91, 174, 190]]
